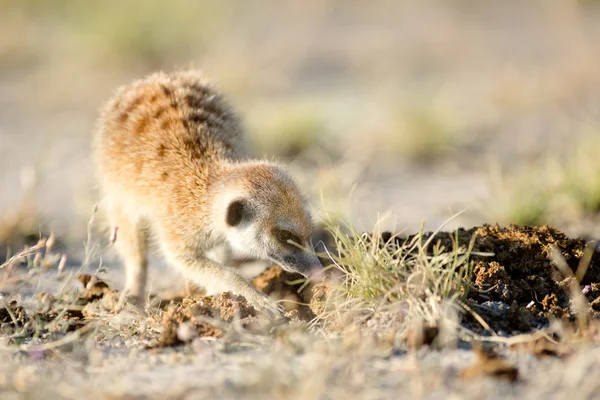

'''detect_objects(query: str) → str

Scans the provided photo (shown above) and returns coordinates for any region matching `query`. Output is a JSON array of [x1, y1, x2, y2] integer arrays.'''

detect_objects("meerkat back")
[[94, 71, 246, 207]]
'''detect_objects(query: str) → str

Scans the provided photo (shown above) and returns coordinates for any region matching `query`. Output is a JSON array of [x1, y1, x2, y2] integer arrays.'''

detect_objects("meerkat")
[[93, 70, 321, 315]]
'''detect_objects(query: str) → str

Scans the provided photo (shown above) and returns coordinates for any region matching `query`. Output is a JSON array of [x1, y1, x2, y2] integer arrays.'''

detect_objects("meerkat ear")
[[226, 199, 251, 227]]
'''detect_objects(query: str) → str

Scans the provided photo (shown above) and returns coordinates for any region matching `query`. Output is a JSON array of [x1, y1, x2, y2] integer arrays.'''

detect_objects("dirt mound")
[[401, 225, 600, 334], [154, 265, 320, 347], [156, 266, 319, 347], [157, 292, 259, 347]]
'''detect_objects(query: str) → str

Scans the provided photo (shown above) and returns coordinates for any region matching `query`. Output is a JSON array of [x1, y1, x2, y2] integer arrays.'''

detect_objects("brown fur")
[[93, 70, 317, 314]]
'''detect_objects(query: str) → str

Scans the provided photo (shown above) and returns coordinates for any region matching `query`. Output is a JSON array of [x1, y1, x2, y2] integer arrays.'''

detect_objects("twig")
[[0, 239, 46, 270], [0, 322, 98, 353]]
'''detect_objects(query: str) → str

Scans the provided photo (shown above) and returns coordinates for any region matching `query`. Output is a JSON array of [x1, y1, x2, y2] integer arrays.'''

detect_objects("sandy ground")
[[2, 338, 600, 399]]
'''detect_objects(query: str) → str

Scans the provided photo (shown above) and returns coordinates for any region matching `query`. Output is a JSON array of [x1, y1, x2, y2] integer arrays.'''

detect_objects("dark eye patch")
[[275, 229, 302, 247], [226, 199, 250, 227]]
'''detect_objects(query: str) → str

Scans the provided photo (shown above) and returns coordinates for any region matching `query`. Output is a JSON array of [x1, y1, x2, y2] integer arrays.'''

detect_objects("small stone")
[[176, 321, 197, 343]]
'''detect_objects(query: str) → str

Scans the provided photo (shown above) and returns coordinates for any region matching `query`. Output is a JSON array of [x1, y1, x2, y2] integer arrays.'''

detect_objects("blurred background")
[[2, 0, 600, 254]]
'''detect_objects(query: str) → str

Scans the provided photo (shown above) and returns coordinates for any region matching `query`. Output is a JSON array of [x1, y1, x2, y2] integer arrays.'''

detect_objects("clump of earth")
[[157, 292, 258, 347], [158, 266, 316, 347]]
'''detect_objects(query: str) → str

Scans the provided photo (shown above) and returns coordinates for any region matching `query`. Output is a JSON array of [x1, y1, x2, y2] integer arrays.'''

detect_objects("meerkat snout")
[[264, 225, 323, 278], [216, 163, 322, 277]]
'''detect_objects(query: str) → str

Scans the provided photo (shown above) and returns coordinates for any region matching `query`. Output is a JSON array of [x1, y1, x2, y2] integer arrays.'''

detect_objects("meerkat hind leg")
[[108, 201, 149, 305]]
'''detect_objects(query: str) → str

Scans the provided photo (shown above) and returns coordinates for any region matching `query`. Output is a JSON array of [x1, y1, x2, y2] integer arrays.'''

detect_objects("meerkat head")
[[212, 162, 322, 277]]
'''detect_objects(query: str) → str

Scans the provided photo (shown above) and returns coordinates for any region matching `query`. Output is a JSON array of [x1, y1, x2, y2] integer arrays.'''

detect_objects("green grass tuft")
[[315, 217, 476, 334]]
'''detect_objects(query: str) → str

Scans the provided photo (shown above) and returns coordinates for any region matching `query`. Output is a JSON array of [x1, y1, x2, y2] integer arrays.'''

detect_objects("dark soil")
[[398, 225, 600, 335]]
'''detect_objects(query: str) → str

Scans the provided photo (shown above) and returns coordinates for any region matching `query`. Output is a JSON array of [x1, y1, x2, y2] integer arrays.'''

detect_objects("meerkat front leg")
[[174, 256, 284, 316], [107, 200, 149, 304], [182, 243, 236, 296]]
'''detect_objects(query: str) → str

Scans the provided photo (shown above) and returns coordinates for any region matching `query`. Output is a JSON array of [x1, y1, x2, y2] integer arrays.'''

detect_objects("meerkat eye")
[[274, 229, 301, 247], [226, 199, 250, 227]]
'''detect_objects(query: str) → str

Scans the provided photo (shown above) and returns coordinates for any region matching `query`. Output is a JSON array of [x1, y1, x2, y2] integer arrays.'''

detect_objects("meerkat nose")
[[307, 258, 325, 282]]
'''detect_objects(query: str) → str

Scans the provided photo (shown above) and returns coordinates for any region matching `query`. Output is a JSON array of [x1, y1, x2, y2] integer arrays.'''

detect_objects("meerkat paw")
[[119, 290, 144, 307], [247, 291, 285, 317], [260, 298, 286, 318]]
